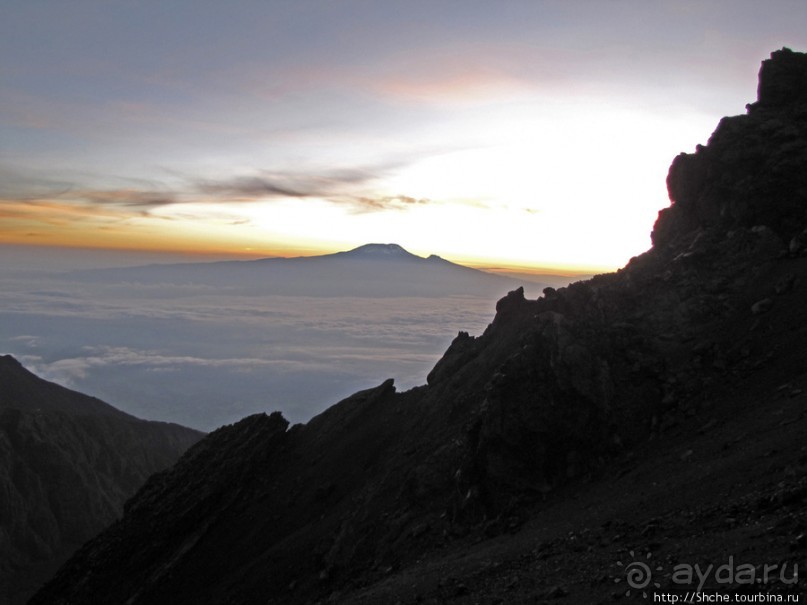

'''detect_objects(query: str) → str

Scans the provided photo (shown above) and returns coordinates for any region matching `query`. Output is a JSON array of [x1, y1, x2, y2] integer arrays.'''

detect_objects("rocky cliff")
[[0, 356, 203, 604], [30, 48, 807, 604]]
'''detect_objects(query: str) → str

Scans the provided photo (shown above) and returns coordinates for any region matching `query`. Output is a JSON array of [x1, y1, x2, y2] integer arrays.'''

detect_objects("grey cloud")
[[347, 194, 430, 213], [193, 163, 394, 201], [9, 335, 40, 348], [192, 160, 433, 212], [0, 166, 178, 209], [77, 189, 179, 209], [0, 166, 73, 200], [45, 345, 323, 374], [2, 160, 434, 215], [198, 176, 308, 199]]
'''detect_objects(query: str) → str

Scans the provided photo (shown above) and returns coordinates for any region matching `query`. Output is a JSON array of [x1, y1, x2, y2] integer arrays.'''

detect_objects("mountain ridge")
[[0, 354, 132, 419], [0, 356, 203, 605], [30, 48, 807, 603], [66, 243, 544, 299], [329, 243, 424, 260]]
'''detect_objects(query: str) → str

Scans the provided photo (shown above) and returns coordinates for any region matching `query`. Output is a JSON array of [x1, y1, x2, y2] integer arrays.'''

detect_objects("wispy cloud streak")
[[0, 162, 435, 240]]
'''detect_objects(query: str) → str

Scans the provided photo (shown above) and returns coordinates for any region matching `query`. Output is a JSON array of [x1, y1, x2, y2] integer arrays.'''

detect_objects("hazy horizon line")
[[0, 241, 611, 275]]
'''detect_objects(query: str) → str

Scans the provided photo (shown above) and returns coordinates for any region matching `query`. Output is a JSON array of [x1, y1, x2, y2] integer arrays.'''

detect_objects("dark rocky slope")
[[0, 356, 203, 604], [31, 48, 807, 604]]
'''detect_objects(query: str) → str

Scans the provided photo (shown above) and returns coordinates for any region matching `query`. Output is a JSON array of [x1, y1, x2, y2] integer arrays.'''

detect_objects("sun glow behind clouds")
[[4, 1, 801, 271], [0, 99, 714, 271], [194, 101, 714, 271], [147, 101, 715, 270]]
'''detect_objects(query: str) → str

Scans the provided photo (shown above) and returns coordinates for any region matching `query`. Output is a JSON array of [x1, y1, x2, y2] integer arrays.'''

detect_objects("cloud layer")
[[0, 267, 504, 430]]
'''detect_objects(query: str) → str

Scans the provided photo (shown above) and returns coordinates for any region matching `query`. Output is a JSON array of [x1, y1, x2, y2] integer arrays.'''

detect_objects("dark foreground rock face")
[[31, 48, 807, 604], [0, 356, 203, 605]]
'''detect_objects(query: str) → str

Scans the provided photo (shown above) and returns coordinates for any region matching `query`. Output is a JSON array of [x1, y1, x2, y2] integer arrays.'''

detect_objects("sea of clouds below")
[[0, 273, 505, 431]]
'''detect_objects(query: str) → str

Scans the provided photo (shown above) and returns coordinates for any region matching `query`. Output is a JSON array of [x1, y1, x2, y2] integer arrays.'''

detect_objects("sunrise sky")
[[2, 1, 806, 273]]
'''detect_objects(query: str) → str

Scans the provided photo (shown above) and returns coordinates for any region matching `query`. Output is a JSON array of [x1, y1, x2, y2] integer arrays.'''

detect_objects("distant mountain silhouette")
[[32, 49, 807, 605], [69, 243, 546, 298], [332, 243, 421, 259], [0, 355, 203, 605]]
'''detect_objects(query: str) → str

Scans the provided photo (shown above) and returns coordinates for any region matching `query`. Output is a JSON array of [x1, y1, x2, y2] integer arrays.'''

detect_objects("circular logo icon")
[[615, 550, 663, 598], [625, 561, 652, 589]]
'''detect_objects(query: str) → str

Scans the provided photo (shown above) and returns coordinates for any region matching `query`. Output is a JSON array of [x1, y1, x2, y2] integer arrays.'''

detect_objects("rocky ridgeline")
[[0, 356, 203, 605], [30, 49, 807, 604], [655, 47, 807, 250]]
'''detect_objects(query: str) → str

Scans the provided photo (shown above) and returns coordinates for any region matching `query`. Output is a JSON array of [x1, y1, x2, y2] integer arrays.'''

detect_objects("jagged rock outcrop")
[[655, 47, 807, 248], [0, 356, 203, 604], [31, 48, 807, 604]]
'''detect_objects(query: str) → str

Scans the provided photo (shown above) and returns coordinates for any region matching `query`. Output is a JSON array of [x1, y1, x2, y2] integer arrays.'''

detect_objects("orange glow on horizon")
[[465, 260, 605, 276], [0, 237, 325, 261], [0, 238, 616, 275]]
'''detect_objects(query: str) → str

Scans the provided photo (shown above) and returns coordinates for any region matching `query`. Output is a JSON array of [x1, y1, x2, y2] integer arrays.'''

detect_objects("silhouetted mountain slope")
[[32, 48, 807, 604], [68, 243, 543, 298], [0, 356, 203, 605], [0, 355, 130, 419]]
